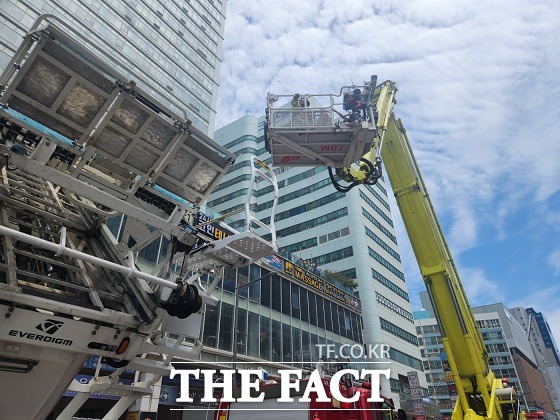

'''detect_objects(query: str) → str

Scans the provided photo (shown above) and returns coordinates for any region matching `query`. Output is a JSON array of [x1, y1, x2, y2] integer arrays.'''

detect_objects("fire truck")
[[0, 15, 277, 420], [216, 374, 404, 420], [265, 78, 524, 420]]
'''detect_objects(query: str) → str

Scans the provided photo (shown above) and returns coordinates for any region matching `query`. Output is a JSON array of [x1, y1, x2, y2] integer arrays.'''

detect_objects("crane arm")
[[266, 78, 523, 420]]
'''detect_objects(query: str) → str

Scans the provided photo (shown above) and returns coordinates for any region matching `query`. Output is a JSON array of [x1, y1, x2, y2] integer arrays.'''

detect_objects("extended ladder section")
[[266, 81, 379, 168], [0, 16, 277, 420]]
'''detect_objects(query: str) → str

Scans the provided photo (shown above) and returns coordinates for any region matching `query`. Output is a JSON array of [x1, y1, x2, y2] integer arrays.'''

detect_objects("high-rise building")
[[0, 0, 225, 134], [208, 114, 427, 406], [510, 307, 560, 417], [416, 295, 557, 419]]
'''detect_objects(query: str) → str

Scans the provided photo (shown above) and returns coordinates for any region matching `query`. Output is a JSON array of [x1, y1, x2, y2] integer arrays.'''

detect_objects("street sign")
[[411, 387, 422, 398], [413, 402, 425, 416], [407, 371, 420, 388]]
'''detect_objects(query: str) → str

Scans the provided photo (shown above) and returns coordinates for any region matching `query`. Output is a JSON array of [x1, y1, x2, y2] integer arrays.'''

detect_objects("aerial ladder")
[[266, 77, 522, 420], [0, 16, 277, 420]]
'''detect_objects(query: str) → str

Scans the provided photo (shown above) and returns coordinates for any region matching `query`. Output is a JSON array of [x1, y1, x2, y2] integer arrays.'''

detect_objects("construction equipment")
[[0, 15, 277, 420], [266, 77, 523, 420]]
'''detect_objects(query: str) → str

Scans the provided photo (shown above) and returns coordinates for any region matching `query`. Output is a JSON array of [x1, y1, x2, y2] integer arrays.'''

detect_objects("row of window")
[[361, 207, 398, 244], [372, 269, 409, 302], [365, 226, 401, 262], [282, 237, 318, 254], [203, 303, 359, 366], [416, 324, 440, 335], [234, 146, 261, 157], [211, 174, 252, 193], [485, 343, 508, 353], [481, 331, 504, 341], [419, 336, 442, 346], [222, 135, 259, 151], [207, 188, 254, 207], [264, 207, 348, 240], [209, 265, 363, 340], [255, 177, 333, 212], [488, 356, 513, 366], [368, 247, 405, 281], [364, 184, 390, 209], [365, 181, 387, 197], [319, 226, 351, 244], [262, 191, 346, 225], [311, 246, 354, 266], [389, 347, 423, 371], [476, 319, 501, 329], [380, 317, 419, 346], [423, 359, 442, 371], [359, 190, 394, 227], [284, 166, 327, 186], [421, 348, 443, 358], [376, 292, 414, 323]]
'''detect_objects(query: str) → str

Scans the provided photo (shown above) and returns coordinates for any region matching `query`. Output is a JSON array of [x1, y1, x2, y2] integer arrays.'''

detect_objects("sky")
[[215, 1, 560, 346]]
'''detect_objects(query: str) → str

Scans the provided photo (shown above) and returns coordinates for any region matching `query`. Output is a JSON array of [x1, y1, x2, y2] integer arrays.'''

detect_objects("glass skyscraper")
[[0, 0, 225, 134]]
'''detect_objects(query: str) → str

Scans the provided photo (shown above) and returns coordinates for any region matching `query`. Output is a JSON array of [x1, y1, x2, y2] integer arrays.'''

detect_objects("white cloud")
[[217, 0, 560, 342]]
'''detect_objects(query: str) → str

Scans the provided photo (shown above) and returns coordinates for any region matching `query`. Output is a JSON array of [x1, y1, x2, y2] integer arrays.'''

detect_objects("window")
[[319, 226, 351, 244], [389, 347, 422, 370], [264, 208, 348, 239], [376, 292, 414, 322], [291, 284, 300, 319], [359, 190, 394, 227], [365, 226, 401, 261], [324, 299, 333, 333], [369, 248, 405, 280], [202, 304, 219, 347], [380, 317, 419, 346], [372, 268, 409, 300], [235, 308, 247, 355], [300, 288, 309, 322], [281, 278, 291, 315], [271, 274, 281, 312], [312, 246, 354, 266], [260, 271, 271, 308], [218, 303, 233, 351], [259, 316, 270, 360], [317, 296, 325, 329], [282, 323, 292, 364], [308, 293, 317, 326]]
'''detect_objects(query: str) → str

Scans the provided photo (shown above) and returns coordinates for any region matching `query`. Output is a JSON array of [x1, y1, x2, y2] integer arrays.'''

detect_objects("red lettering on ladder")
[[280, 156, 301, 163], [320, 145, 345, 152]]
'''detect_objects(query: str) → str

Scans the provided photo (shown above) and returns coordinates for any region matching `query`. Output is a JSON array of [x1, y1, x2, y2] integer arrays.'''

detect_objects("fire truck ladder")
[[0, 15, 277, 420]]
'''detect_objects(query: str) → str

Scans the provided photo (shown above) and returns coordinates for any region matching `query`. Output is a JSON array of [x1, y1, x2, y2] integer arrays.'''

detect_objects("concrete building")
[[510, 307, 560, 417], [0, 0, 225, 134], [416, 294, 557, 419], [207, 114, 427, 406]]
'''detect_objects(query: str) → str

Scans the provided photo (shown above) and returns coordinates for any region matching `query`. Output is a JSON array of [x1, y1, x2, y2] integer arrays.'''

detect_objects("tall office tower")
[[511, 307, 560, 417], [209, 114, 426, 405], [0, 0, 225, 134], [416, 295, 557, 418]]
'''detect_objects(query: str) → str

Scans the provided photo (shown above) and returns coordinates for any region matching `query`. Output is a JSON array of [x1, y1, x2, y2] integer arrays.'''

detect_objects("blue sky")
[[215, 1, 560, 343]]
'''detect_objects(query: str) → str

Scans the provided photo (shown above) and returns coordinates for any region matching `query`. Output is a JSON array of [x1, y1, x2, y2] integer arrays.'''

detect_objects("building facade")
[[415, 296, 557, 419], [510, 307, 560, 417], [207, 114, 427, 405], [0, 0, 225, 134]]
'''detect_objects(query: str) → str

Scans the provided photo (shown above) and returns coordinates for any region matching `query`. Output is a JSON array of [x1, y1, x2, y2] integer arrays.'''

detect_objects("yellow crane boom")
[[266, 78, 522, 420]]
